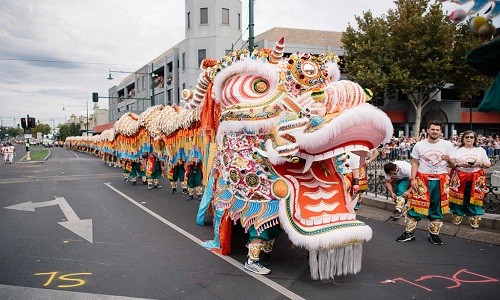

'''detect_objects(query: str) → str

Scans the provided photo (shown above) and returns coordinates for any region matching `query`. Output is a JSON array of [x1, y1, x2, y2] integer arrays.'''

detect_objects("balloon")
[[449, 9, 467, 23]]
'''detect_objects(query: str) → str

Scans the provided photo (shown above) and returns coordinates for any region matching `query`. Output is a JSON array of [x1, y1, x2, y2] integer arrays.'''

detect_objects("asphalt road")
[[0, 145, 499, 299]]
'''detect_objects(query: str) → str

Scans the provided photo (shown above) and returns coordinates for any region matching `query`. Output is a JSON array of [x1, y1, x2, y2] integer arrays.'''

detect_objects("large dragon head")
[[183, 38, 393, 279]]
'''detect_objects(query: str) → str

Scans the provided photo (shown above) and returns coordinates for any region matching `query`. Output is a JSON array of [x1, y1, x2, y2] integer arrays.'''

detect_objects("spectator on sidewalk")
[[396, 120, 456, 246], [384, 161, 412, 219], [449, 130, 491, 229], [494, 135, 500, 157]]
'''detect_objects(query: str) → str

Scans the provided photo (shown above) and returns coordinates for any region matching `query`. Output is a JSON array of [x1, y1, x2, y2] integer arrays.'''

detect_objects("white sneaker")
[[244, 260, 271, 275]]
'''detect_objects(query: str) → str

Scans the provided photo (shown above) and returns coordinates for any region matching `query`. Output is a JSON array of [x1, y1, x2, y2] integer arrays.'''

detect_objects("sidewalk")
[[359, 193, 500, 246]]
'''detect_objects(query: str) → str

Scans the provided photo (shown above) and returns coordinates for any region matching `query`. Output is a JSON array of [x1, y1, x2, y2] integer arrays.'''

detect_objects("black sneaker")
[[171, 188, 177, 194], [182, 188, 188, 194], [131, 181, 137, 186], [142, 181, 148, 185], [396, 231, 415, 242], [187, 195, 193, 201], [428, 234, 443, 245], [391, 210, 404, 220]]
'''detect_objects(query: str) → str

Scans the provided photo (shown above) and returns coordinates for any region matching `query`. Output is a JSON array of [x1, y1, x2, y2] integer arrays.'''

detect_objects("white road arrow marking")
[[4, 197, 93, 243]]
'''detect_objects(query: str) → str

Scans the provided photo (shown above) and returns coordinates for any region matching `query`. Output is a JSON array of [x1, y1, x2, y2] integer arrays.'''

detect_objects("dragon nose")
[[310, 88, 325, 102]]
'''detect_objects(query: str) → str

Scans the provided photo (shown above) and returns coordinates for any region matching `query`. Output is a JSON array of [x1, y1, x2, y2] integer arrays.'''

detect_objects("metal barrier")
[[364, 158, 500, 214]]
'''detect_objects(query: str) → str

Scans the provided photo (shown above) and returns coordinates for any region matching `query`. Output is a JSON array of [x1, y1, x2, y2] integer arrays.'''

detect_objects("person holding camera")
[[449, 130, 491, 229]]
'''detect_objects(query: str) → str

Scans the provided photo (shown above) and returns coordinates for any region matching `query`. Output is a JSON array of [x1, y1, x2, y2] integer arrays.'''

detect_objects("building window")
[[141, 76, 145, 90], [182, 52, 185, 71], [167, 89, 172, 105], [200, 8, 208, 24], [222, 8, 229, 25], [238, 13, 241, 29], [182, 83, 186, 90], [187, 12, 191, 29], [198, 49, 206, 67]]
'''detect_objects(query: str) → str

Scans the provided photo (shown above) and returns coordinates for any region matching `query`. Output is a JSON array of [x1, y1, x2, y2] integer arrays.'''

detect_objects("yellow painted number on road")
[[34, 272, 92, 288]]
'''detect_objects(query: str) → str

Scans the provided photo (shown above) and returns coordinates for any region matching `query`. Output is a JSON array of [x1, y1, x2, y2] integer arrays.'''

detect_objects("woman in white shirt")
[[449, 130, 491, 229]]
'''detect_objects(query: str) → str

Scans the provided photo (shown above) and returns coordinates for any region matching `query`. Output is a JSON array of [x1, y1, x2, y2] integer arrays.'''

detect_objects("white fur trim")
[[325, 62, 341, 83], [293, 103, 393, 153]]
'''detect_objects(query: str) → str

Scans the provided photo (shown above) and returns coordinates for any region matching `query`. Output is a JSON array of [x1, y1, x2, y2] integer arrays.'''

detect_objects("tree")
[[341, 0, 491, 136], [0, 126, 23, 139], [4, 127, 23, 137], [31, 123, 51, 137], [58, 123, 81, 141], [446, 23, 493, 100]]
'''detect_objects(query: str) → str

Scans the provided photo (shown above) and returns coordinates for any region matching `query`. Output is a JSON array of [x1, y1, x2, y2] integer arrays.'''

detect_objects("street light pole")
[[86, 100, 89, 135], [108, 66, 158, 108], [151, 63, 155, 107], [62, 101, 90, 136]]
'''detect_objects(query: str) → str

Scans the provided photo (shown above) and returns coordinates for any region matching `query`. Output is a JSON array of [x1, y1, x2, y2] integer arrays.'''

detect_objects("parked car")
[[42, 139, 54, 147]]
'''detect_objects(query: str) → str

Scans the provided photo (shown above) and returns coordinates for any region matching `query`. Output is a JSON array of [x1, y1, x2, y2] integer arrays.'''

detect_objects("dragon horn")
[[269, 37, 285, 64], [182, 68, 213, 108]]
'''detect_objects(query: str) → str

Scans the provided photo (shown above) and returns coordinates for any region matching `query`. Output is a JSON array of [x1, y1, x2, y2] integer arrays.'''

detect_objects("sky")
[[0, 0, 490, 128]]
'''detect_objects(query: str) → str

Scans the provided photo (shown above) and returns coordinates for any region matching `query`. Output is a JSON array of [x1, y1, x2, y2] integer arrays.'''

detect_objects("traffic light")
[[92, 92, 99, 102], [21, 118, 27, 129], [28, 117, 36, 128]]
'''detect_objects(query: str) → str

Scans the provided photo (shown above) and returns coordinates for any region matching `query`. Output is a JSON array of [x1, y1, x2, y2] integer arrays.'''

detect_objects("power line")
[[0, 57, 141, 67]]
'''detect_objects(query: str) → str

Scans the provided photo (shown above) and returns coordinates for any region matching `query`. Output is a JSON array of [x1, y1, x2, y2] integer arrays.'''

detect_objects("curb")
[[18, 148, 51, 163], [359, 194, 500, 246]]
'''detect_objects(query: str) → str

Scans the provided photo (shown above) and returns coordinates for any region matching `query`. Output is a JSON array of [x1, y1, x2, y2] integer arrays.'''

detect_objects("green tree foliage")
[[31, 123, 51, 137], [341, 0, 491, 136], [447, 23, 493, 100], [1, 127, 23, 138], [58, 123, 81, 141]]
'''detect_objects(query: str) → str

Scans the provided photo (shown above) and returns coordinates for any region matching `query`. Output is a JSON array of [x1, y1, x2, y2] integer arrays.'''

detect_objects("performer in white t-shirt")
[[396, 121, 456, 245], [449, 130, 491, 229], [6, 143, 15, 164]]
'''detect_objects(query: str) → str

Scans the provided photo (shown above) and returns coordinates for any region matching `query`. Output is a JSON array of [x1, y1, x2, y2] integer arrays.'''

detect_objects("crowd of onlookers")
[[377, 131, 500, 161]]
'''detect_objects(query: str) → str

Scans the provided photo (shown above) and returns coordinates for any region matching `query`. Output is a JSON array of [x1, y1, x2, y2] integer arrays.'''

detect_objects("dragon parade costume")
[[182, 38, 393, 279], [65, 38, 393, 280]]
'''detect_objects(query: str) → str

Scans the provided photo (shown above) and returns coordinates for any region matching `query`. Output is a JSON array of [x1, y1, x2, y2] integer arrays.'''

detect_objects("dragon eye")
[[252, 78, 269, 93], [302, 62, 318, 77]]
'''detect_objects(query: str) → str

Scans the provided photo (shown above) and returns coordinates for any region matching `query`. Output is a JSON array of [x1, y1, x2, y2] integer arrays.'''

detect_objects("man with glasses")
[[384, 160, 412, 219], [396, 120, 456, 245]]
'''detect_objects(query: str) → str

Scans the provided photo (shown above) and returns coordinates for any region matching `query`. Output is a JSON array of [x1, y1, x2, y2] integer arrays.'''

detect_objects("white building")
[[108, 0, 243, 121]]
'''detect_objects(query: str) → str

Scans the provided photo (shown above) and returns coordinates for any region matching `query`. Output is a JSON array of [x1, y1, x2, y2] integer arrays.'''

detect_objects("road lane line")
[[104, 182, 305, 300], [69, 150, 80, 158], [0, 284, 151, 300]]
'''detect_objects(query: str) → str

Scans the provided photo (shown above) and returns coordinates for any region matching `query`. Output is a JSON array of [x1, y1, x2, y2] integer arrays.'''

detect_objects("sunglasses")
[[464, 136, 475, 139]]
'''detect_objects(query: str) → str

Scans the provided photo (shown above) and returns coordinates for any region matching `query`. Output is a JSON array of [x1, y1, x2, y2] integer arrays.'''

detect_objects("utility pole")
[[151, 63, 155, 107], [248, 0, 254, 52], [86, 100, 89, 135]]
